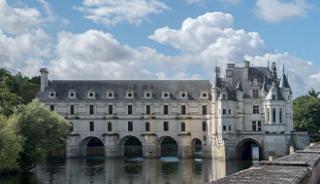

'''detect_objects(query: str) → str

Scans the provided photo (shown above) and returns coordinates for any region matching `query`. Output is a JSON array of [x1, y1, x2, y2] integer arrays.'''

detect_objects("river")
[[0, 158, 251, 184]]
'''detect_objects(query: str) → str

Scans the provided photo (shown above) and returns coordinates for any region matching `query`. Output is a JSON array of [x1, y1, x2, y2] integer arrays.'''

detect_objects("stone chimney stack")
[[244, 61, 250, 80], [40, 68, 49, 92]]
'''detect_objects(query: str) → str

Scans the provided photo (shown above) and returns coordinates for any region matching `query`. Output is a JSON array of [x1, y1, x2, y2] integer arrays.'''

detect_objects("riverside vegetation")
[[0, 68, 319, 174]]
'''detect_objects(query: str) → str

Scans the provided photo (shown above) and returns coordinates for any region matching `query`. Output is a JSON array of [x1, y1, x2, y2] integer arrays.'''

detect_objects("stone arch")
[[191, 138, 202, 158], [79, 136, 105, 157], [236, 138, 265, 161], [158, 136, 178, 157], [119, 135, 143, 158]]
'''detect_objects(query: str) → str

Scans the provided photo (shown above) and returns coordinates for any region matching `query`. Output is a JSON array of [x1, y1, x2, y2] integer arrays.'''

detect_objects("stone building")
[[37, 61, 309, 159]]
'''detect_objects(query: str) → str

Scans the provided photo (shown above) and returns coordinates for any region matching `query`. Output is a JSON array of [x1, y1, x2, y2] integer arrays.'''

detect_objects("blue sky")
[[0, 0, 320, 96]]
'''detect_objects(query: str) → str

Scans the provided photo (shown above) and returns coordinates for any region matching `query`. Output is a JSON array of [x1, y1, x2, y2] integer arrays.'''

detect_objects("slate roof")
[[37, 80, 212, 101]]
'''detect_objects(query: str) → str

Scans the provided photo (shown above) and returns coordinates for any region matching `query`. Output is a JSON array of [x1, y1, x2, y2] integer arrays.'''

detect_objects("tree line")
[[0, 68, 70, 174]]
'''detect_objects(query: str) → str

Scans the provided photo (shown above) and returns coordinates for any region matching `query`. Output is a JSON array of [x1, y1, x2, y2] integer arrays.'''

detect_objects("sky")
[[0, 0, 320, 97]]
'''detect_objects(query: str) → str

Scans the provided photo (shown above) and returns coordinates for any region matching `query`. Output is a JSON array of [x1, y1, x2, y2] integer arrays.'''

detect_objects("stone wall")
[[211, 143, 320, 184]]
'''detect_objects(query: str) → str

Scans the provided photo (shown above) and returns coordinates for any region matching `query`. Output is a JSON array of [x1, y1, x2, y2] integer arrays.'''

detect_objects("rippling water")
[[0, 158, 251, 184]]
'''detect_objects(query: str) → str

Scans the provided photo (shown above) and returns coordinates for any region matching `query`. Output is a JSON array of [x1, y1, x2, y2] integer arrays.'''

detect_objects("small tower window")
[[128, 105, 133, 115], [108, 105, 113, 115], [50, 104, 54, 111], [107, 122, 112, 132], [272, 108, 276, 123], [70, 105, 74, 115], [89, 105, 94, 115], [253, 105, 259, 114], [128, 121, 133, 131], [279, 109, 283, 123], [202, 121, 207, 131], [163, 121, 169, 131], [145, 122, 150, 132], [90, 121, 94, 132], [181, 105, 186, 115], [202, 105, 207, 115], [181, 122, 186, 132], [146, 105, 151, 115], [252, 121, 257, 131], [163, 105, 169, 115]]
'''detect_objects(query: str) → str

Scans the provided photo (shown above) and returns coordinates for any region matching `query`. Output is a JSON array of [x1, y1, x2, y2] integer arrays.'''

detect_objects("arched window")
[[181, 122, 185, 132], [145, 122, 150, 132], [107, 122, 112, 132]]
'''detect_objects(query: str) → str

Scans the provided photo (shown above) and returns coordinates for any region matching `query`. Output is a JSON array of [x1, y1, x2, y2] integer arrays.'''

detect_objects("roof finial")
[[282, 64, 285, 74]]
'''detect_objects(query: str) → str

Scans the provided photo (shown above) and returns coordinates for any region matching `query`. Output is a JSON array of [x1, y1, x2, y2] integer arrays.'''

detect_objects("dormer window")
[[106, 91, 114, 99], [180, 92, 188, 99], [162, 92, 170, 99], [87, 90, 95, 99], [68, 90, 76, 99], [200, 92, 208, 99], [126, 91, 134, 99], [49, 91, 56, 99], [144, 91, 152, 99]]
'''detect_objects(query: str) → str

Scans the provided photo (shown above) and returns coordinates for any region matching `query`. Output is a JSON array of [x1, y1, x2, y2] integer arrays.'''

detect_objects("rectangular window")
[[181, 122, 185, 132], [107, 122, 112, 131], [228, 109, 231, 115], [222, 109, 226, 115], [253, 89, 259, 98], [145, 122, 150, 132], [108, 105, 113, 115], [128, 121, 133, 131], [267, 108, 270, 122], [70, 105, 74, 115], [223, 125, 226, 131], [253, 105, 259, 114], [279, 109, 283, 123], [252, 121, 257, 131], [163, 121, 169, 131], [202, 105, 207, 115], [272, 108, 276, 123], [229, 125, 231, 131], [50, 104, 54, 111], [163, 105, 169, 115], [181, 105, 186, 115], [90, 121, 94, 132], [202, 121, 207, 131], [89, 105, 94, 115], [128, 105, 132, 115], [257, 121, 262, 131], [146, 105, 151, 115]]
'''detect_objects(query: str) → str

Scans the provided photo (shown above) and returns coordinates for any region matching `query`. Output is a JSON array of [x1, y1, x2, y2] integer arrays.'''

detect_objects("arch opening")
[[237, 139, 264, 161], [82, 137, 105, 158], [192, 138, 202, 158], [160, 137, 178, 157], [122, 136, 143, 158]]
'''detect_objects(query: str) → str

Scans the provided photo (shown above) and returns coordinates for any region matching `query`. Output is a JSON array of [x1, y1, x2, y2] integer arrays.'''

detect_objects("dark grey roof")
[[37, 80, 212, 101], [279, 73, 290, 89], [265, 82, 285, 101]]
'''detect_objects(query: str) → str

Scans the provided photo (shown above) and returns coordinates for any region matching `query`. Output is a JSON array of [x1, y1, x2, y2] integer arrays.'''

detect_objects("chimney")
[[244, 61, 250, 80], [40, 68, 49, 92]]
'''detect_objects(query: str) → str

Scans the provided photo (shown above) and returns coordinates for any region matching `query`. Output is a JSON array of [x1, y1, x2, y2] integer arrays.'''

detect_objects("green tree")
[[9, 100, 71, 171], [308, 88, 320, 98], [0, 115, 23, 173], [293, 95, 320, 142], [0, 80, 21, 117]]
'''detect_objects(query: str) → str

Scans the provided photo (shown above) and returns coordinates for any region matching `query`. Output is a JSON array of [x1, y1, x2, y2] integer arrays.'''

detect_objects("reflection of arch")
[[119, 136, 143, 158], [80, 136, 105, 157], [158, 136, 178, 157], [192, 138, 202, 158], [236, 138, 264, 161]]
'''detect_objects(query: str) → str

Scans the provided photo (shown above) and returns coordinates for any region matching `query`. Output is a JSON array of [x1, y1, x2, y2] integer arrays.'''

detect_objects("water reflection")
[[0, 158, 252, 184]]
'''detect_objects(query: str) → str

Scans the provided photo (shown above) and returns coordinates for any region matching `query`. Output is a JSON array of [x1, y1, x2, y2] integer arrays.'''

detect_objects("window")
[[272, 108, 276, 123], [279, 108, 283, 123], [202, 105, 207, 115], [107, 122, 112, 132], [70, 105, 74, 115], [257, 121, 262, 131], [272, 94, 276, 100], [181, 122, 185, 132], [228, 109, 231, 115], [229, 125, 231, 131], [89, 105, 94, 115], [252, 121, 257, 131], [128, 105, 132, 115], [252, 89, 259, 98], [163, 105, 168, 115], [50, 104, 54, 111], [253, 105, 259, 114], [146, 105, 151, 115], [181, 105, 186, 115], [90, 121, 94, 131], [203, 136, 206, 141], [223, 125, 226, 131], [128, 121, 133, 131], [108, 105, 113, 115], [70, 122, 73, 132], [163, 121, 169, 131], [267, 108, 270, 122], [202, 121, 207, 131], [145, 122, 150, 132], [202, 92, 207, 98], [181, 92, 187, 98], [222, 109, 226, 115]]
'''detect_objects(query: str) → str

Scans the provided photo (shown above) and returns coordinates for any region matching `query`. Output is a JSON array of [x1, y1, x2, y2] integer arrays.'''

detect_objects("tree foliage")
[[9, 100, 71, 171], [293, 94, 320, 142]]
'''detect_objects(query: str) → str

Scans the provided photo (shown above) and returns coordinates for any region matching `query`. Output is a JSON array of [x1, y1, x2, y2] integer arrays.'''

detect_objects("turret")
[[279, 65, 292, 100], [40, 68, 49, 92]]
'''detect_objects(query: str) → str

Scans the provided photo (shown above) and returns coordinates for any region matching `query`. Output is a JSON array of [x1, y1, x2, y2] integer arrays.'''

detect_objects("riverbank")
[[211, 143, 320, 184]]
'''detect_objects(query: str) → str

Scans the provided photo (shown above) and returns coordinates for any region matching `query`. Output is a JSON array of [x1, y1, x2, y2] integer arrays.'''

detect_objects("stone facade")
[[37, 61, 309, 159]]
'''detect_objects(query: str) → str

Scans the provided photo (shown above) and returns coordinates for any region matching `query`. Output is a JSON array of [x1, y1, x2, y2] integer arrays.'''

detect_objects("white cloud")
[[75, 0, 169, 26], [255, 0, 309, 22], [0, 0, 42, 34]]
